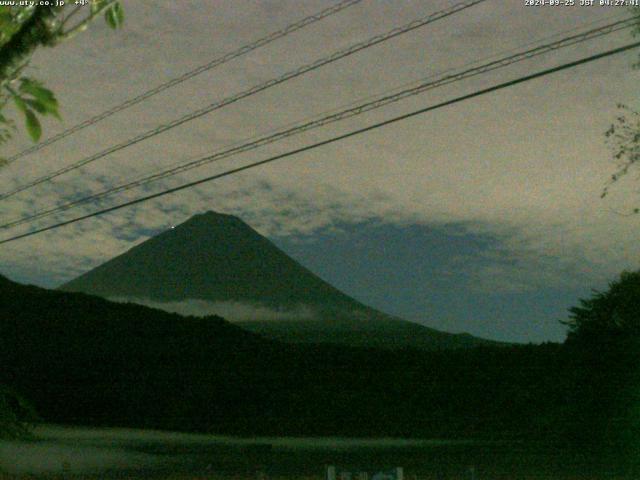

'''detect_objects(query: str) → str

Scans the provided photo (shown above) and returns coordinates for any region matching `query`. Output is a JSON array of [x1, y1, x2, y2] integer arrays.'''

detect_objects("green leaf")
[[13, 95, 27, 114], [104, 8, 116, 29], [114, 2, 124, 24], [24, 109, 41, 142], [50, 106, 61, 121], [19, 78, 60, 119], [105, 2, 124, 29], [26, 93, 58, 115], [20, 78, 54, 99], [20, 77, 43, 92], [25, 99, 47, 114], [0, 11, 13, 27]]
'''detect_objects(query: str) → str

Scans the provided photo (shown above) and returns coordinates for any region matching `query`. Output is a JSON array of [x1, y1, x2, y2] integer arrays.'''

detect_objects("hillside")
[[60, 211, 494, 350], [2, 274, 483, 436], [1, 273, 627, 448], [0, 274, 278, 432]]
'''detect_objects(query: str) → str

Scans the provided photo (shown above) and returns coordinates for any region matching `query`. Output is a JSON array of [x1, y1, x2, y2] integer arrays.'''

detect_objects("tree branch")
[[57, 0, 118, 42]]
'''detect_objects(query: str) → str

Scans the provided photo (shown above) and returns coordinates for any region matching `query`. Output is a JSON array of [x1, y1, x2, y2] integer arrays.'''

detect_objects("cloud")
[[109, 297, 319, 322], [0, 0, 638, 299]]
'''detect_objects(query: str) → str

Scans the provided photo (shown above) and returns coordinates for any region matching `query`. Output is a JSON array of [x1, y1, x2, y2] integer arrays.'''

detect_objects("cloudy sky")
[[1, 0, 639, 342]]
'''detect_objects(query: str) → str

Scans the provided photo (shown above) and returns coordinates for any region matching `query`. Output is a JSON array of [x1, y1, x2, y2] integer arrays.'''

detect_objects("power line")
[[3, 0, 364, 165], [0, 0, 487, 202], [2, 40, 638, 246], [2, 17, 633, 229], [1, 16, 635, 231]]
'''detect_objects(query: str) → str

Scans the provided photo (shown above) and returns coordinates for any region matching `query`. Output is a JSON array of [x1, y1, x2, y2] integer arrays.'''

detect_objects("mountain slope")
[[0, 273, 278, 433], [60, 211, 495, 350]]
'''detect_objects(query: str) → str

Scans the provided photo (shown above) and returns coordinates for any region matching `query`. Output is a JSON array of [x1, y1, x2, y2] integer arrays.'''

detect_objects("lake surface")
[[0, 425, 635, 478]]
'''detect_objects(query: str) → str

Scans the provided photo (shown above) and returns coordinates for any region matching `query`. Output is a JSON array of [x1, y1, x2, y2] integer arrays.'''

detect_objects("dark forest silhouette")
[[1, 270, 638, 470]]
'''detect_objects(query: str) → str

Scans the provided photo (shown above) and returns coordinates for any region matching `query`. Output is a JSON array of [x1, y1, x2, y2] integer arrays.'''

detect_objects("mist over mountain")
[[60, 211, 495, 350], [108, 297, 319, 322]]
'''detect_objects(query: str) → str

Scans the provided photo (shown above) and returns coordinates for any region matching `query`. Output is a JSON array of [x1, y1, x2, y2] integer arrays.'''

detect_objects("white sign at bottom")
[[326, 466, 404, 480]]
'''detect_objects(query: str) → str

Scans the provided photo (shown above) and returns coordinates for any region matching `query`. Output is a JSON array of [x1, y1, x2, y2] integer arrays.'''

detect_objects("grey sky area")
[[1, 1, 638, 342]]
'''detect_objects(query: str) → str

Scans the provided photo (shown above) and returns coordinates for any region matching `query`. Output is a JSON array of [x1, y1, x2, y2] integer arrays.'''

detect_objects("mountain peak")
[[173, 210, 253, 234], [61, 211, 358, 310], [191, 210, 241, 222]]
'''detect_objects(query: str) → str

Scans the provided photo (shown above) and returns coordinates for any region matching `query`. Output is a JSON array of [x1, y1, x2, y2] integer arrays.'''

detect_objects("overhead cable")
[[1, 16, 634, 231], [2, 39, 638, 245], [0, 0, 487, 201], [3, 0, 364, 165]]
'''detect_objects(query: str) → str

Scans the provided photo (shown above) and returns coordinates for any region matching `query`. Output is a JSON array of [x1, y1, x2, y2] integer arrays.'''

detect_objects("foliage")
[[634, 5, 640, 69], [602, 105, 640, 212], [560, 271, 640, 457], [601, 7, 640, 209], [0, 1, 124, 162], [562, 270, 640, 345], [1, 271, 637, 467], [0, 274, 590, 443]]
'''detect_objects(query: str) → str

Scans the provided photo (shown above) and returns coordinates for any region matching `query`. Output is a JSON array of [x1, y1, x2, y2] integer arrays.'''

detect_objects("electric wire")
[[1, 40, 638, 245], [1, 16, 635, 231], [3, 0, 364, 165], [0, 0, 487, 201]]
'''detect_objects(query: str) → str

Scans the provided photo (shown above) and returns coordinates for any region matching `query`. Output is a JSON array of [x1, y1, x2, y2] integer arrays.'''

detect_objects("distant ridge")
[[60, 211, 497, 350]]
